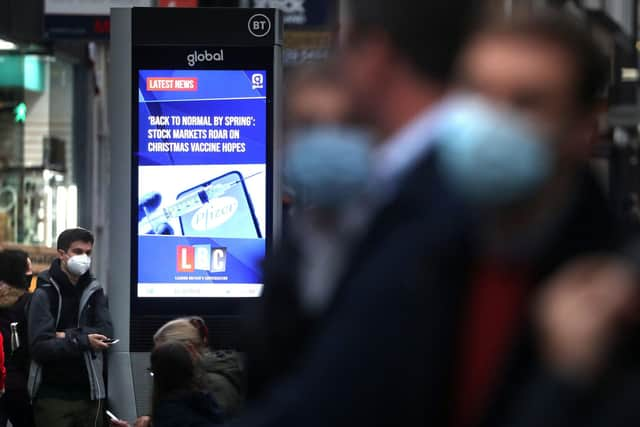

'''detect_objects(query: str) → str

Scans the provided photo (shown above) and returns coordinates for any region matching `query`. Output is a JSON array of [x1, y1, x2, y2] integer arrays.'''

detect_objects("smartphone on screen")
[[177, 171, 261, 238]]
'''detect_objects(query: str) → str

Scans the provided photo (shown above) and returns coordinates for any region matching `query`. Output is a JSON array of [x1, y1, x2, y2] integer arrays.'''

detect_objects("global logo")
[[191, 196, 238, 231], [187, 49, 224, 67]]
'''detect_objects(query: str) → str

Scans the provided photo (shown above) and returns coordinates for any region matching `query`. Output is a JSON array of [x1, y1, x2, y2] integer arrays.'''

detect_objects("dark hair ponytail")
[[150, 341, 203, 419]]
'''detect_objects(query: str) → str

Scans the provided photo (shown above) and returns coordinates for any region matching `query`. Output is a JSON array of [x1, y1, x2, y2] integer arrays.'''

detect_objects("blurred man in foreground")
[[244, 63, 358, 398], [238, 0, 478, 426], [446, 12, 638, 427]]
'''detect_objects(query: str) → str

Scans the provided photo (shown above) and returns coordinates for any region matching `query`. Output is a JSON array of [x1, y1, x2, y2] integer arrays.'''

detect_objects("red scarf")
[[453, 260, 529, 427]]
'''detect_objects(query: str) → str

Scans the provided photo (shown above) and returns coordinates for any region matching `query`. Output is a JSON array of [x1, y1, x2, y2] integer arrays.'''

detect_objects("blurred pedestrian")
[[243, 63, 369, 398], [150, 341, 223, 427], [154, 317, 245, 419], [443, 11, 627, 427], [235, 1, 480, 426], [0, 249, 34, 427], [118, 317, 245, 427], [282, 63, 358, 215], [111, 342, 223, 427]]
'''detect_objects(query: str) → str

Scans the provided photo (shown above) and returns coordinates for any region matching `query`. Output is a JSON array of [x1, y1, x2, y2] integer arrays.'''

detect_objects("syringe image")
[[141, 172, 262, 233]]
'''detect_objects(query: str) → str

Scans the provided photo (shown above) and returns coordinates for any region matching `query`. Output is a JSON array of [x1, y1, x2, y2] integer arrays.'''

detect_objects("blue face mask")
[[284, 126, 373, 209], [435, 96, 552, 206]]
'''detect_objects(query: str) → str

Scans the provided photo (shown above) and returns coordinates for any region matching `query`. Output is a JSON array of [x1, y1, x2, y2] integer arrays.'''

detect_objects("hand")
[[110, 420, 130, 427], [134, 416, 152, 427], [88, 334, 110, 351], [56, 331, 65, 339], [139, 192, 174, 235], [535, 256, 638, 379]]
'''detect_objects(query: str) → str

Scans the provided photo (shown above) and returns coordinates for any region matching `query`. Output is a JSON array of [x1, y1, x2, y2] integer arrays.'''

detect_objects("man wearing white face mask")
[[27, 228, 113, 427]]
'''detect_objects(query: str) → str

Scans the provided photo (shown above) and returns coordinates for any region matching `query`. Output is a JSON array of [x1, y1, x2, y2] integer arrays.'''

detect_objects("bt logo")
[[187, 49, 224, 67], [177, 245, 227, 273], [248, 13, 271, 38]]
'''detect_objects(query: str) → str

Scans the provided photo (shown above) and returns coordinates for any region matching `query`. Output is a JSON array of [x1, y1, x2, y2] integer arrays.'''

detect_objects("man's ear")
[[57, 249, 66, 260], [563, 113, 599, 164]]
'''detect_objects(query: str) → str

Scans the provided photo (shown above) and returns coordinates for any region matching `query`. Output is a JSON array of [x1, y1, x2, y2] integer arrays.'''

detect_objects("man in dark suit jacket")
[[238, 0, 479, 425], [243, 7, 638, 427], [448, 12, 640, 427]]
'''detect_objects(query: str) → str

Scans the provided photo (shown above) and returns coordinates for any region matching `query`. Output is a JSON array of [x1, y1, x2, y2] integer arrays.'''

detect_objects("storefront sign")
[[45, 0, 152, 39], [241, 0, 335, 28]]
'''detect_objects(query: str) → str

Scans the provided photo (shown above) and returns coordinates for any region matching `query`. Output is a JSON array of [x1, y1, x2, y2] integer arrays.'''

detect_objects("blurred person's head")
[[283, 63, 358, 212], [450, 12, 610, 239], [459, 12, 609, 172], [285, 63, 353, 130], [284, 63, 375, 212], [151, 341, 205, 417], [154, 317, 209, 359], [0, 249, 31, 308], [56, 227, 94, 280], [340, 0, 479, 137], [0, 249, 31, 289]]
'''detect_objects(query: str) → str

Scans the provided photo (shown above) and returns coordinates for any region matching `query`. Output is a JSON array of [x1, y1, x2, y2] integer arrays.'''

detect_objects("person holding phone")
[[110, 341, 223, 427], [112, 317, 245, 427], [27, 228, 114, 427]]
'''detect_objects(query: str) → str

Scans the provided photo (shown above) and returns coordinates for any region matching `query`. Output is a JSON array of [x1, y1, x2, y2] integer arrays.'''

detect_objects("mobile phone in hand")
[[105, 409, 119, 421], [103, 338, 120, 345]]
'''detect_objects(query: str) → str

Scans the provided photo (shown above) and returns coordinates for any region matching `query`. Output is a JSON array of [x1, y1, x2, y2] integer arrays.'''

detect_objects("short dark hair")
[[476, 12, 610, 109], [346, 0, 480, 83], [0, 249, 29, 289], [57, 228, 95, 252]]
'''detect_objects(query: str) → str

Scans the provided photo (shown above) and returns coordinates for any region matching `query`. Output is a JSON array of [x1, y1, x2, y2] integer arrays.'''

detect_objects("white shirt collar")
[[372, 104, 444, 184]]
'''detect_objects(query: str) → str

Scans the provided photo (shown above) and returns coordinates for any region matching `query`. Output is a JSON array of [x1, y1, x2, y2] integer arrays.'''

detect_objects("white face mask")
[[66, 254, 91, 277]]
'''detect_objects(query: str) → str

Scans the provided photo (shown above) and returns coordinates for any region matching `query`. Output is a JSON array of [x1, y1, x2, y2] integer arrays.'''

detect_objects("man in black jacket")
[[240, 6, 637, 427], [450, 13, 637, 427], [28, 228, 113, 427], [238, 1, 478, 426]]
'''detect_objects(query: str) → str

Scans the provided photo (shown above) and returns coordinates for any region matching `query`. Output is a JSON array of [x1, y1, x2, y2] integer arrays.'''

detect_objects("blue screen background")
[[136, 69, 267, 294]]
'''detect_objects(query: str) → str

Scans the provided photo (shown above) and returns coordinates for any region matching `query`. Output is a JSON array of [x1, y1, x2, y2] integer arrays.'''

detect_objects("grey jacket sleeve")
[[77, 289, 114, 339], [28, 288, 89, 363]]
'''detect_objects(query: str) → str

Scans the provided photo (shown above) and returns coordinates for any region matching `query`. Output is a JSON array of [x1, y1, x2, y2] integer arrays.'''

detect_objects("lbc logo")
[[177, 245, 227, 273]]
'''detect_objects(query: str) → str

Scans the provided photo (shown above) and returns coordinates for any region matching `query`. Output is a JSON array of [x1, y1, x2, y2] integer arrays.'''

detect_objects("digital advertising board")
[[109, 8, 282, 419], [127, 7, 282, 315], [136, 69, 267, 298]]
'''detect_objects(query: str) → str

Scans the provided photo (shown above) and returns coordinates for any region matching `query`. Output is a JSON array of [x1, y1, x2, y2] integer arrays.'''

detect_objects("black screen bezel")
[[131, 44, 274, 317]]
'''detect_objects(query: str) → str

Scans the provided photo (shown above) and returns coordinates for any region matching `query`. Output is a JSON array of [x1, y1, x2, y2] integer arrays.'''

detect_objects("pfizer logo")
[[191, 197, 238, 231]]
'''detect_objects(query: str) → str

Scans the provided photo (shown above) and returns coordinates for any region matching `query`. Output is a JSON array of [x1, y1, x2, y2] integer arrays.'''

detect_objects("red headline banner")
[[146, 77, 199, 92]]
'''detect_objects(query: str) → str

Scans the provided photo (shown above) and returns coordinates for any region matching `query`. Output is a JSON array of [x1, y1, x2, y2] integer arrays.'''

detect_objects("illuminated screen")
[[136, 69, 267, 298]]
